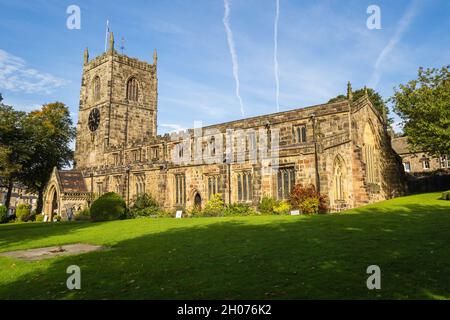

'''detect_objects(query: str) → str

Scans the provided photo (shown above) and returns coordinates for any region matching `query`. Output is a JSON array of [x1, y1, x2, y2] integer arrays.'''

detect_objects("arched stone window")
[[363, 123, 377, 184], [92, 76, 101, 101], [332, 156, 346, 201], [135, 174, 145, 196], [113, 176, 122, 195], [237, 171, 252, 202], [208, 175, 220, 199], [126, 77, 139, 101], [175, 174, 186, 205], [210, 136, 216, 157]]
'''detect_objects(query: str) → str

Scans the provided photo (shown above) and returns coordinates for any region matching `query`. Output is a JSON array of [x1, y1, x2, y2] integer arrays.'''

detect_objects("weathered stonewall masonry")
[[43, 34, 406, 219]]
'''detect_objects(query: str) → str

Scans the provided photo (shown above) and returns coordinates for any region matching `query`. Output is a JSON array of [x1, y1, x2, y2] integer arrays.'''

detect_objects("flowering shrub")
[[273, 201, 292, 215], [201, 194, 225, 217]]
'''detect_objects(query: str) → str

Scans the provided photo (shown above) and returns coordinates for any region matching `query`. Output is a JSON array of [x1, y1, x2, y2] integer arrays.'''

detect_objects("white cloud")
[[223, 0, 245, 116], [0, 49, 69, 94], [369, 1, 419, 88], [159, 123, 187, 133], [273, 0, 280, 112]]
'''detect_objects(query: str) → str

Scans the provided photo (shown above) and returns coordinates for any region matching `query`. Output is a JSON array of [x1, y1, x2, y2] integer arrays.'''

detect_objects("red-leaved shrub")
[[289, 184, 328, 214]]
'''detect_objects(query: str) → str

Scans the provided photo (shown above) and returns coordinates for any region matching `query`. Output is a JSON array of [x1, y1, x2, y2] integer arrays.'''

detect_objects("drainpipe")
[[310, 113, 321, 193], [126, 166, 131, 208]]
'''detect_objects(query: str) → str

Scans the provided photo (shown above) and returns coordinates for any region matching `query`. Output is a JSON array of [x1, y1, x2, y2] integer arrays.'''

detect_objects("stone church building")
[[43, 34, 406, 219]]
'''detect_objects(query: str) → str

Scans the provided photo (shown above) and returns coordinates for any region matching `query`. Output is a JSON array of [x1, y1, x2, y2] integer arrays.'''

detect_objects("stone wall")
[[70, 48, 406, 214]]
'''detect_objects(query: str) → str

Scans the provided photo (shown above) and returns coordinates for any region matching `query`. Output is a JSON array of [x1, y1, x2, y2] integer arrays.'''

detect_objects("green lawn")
[[0, 192, 449, 300]]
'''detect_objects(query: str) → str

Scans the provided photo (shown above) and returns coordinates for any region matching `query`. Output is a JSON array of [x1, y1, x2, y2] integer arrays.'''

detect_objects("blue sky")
[[1, 0, 449, 134]]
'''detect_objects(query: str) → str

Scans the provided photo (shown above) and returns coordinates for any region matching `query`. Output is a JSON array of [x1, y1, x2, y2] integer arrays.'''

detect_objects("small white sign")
[[175, 211, 183, 219], [290, 210, 300, 216]]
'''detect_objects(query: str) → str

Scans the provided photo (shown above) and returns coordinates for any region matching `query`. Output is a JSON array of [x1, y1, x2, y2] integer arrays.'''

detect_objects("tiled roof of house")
[[391, 136, 411, 155]]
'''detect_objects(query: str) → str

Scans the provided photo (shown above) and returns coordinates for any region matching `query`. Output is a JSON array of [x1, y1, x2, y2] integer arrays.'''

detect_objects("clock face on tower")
[[88, 108, 100, 132]]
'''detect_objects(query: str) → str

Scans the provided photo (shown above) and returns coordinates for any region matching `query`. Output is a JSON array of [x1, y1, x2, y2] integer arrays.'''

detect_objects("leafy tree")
[[328, 88, 390, 123], [390, 66, 450, 158], [18, 102, 75, 213], [0, 101, 30, 209]]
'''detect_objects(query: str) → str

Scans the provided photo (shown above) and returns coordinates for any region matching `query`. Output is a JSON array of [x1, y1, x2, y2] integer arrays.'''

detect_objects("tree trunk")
[[5, 179, 13, 209], [36, 188, 44, 214]]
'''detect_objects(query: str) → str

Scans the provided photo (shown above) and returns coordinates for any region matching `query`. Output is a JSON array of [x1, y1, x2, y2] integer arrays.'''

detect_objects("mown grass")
[[0, 192, 449, 300]]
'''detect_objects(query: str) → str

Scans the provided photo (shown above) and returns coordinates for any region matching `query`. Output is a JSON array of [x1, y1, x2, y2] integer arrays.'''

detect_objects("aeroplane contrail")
[[274, 0, 280, 112], [223, 0, 245, 117]]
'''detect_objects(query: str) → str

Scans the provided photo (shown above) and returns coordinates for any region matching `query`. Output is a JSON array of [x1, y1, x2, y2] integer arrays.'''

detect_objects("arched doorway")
[[48, 186, 58, 220], [194, 193, 202, 210]]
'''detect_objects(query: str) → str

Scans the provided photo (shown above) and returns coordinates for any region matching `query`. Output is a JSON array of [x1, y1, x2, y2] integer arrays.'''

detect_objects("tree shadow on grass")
[[0, 222, 100, 252], [0, 202, 449, 300]]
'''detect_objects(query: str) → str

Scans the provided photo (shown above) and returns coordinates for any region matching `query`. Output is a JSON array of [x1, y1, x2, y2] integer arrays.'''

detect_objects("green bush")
[[130, 193, 160, 218], [156, 209, 174, 218], [187, 206, 201, 218], [90, 192, 127, 222], [289, 184, 328, 214], [16, 204, 32, 222], [35, 214, 44, 222], [74, 208, 91, 221], [258, 196, 277, 214], [441, 191, 450, 200], [300, 198, 320, 214], [202, 194, 225, 217], [223, 203, 256, 217], [273, 201, 292, 215], [0, 205, 7, 224]]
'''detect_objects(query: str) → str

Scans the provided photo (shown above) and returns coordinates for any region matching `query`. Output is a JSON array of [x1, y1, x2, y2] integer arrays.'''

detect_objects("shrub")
[[53, 215, 61, 222], [442, 191, 450, 200], [90, 192, 127, 222], [300, 198, 320, 214], [186, 206, 201, 218], [202, 194, 225, 217], [74, 208, 91, 221], [156, 209, 174, 218], [258, 196, 277, 214], [130, 193, 160, 218], [273, 201, 292, 215], [223, 203, 256, 217], [16, 204, 32, 222], [35, 214, 44, 222], [0, 205, 7, 224], [289, 184, 328, 214]]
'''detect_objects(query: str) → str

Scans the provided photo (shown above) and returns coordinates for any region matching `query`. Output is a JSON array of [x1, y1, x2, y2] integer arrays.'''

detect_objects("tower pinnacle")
[[347, 81, 353, 101], [84, 47, 89, 65], [108, 32, 115, 53], [153, 49, 157, 65]]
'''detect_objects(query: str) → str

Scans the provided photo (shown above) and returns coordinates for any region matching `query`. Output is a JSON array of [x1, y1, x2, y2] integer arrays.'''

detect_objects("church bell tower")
[[74, 33, 158, 169]]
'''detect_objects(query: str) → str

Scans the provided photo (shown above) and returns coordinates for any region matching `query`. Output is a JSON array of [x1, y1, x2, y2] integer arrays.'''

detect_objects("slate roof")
[[57, 170, 88, 193]]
